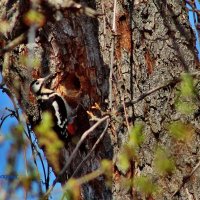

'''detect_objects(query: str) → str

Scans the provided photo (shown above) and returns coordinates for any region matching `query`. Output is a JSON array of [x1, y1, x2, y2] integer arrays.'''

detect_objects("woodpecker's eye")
[[36, 82, 39, 85]]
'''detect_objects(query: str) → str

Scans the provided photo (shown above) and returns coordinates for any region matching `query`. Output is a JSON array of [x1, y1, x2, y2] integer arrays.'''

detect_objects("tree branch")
[[0, 33, 27, 55], [71, 118, 110, 177], [117, 72, 200, 112]]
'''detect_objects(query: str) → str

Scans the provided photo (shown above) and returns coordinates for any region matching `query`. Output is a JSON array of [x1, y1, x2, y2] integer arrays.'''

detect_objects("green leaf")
[[101, 159, 112, 173], [24, 9, 45, 27], [35, 112, 64, 172], [117, 123, 144, 173], [168, 121, 194, 142], [36, 112, 54, 134], [180, 73, 194, 97], [117, 151, 130, 172], [129, 123, 144, 147], [121, 177, 133, 191], [63, 179, 80, 200], [176, 101, 196, 114], [154, 147, 175, 175], [101, 160, 112, 187], [134, 176, 157, 196]]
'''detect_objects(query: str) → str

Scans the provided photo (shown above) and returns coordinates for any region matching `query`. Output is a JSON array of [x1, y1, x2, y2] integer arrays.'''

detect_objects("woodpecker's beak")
[[43, 73, 57, 84]]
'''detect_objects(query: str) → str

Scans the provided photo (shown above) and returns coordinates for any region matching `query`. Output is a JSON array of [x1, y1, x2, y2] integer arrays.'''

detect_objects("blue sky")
[[0, 2, 200, 199]]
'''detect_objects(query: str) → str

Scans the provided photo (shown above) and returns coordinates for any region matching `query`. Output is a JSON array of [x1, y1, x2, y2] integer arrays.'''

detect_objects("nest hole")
[[65, 73, 81, 94]]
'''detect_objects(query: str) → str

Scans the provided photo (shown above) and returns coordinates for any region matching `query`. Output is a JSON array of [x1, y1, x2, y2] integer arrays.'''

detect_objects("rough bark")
[[1, 0, 111, 199], [1, 0, 200, 199], [96, 0, 199, 199]]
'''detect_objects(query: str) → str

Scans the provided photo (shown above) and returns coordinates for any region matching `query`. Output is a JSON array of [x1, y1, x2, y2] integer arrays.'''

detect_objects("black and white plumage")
[[30, 75, 75, 140]]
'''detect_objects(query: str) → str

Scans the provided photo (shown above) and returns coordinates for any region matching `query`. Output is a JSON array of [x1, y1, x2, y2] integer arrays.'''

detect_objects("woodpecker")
[[30, 74, 76, 140]]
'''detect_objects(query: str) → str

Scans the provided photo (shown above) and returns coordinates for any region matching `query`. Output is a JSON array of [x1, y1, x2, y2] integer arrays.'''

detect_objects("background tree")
[[0, 0, 200, 199]]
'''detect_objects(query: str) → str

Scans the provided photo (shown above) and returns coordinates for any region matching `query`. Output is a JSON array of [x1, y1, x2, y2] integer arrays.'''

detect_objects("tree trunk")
[[97, 0, 199, 199], [1, 0, 199, 199]]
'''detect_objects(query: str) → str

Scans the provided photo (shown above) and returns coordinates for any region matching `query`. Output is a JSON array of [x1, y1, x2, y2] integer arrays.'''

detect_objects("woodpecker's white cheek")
[[31, 81, 43, 94], [32, 85, 39, 93]]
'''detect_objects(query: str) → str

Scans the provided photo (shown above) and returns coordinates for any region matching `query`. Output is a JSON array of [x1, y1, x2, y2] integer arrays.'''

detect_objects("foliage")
[[24, 10, 45, 27], [117, 123, 144, 172], [176, 73, 197, 114], [180, 73, 194, 97], [168, 121, 194, 142], [36, 112, 64, 173], [154, 147, 175, 175], [101, 159, 113, 187], [62, 179, 80, 200], [18, 170, 40, 192], [133, 176, 157, 197]]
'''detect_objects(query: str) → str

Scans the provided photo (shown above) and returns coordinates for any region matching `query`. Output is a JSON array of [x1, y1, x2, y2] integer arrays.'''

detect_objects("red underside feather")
[[67, 122, 76, 135]]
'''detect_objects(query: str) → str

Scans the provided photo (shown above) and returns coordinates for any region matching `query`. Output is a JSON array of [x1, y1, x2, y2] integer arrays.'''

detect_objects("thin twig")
[[172, 160, 200, 197], [27, 124, 48, 192], [26, 124, 37, 166], [109, 0, 117, 109], [26, 124, 46, 193], [37, 152, 47, 184], [71, 118, 110, 177], [23, 143, 28, 200], [23, 145, 28, 177], [127, 78, 179, 106], [0, 114, 12, 129], [122, 94, 130, 132], [0, 33, 27, 55], [76, 168, 103, 185], [1, 87, 19, 120], [116, 72, 200, 112], [25, 126, 48, 194], [186, 8, 200, 14], [43, 115, 110, 199], [46, 166, 50, 191], [189, 161, 200, 178]]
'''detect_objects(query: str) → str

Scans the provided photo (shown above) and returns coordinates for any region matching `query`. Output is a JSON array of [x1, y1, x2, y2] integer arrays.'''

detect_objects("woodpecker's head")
[[30, 73, 56, 95], [30, 78, 45, 95]]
